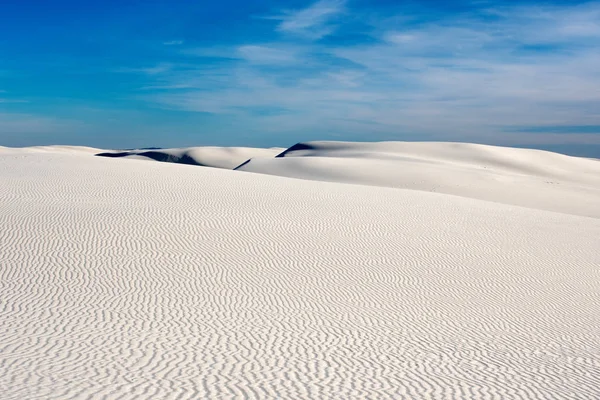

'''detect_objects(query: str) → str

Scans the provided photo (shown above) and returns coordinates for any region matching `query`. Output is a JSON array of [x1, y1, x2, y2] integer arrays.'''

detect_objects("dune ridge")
[[1, 146, 599, 399], [236, 141, 600, 218], [96, 146, 285, 170], [59, 140, 600, 217]]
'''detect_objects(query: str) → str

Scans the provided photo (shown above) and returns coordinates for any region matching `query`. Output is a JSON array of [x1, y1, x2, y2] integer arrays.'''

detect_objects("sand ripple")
[[1, 150, 599, 399]]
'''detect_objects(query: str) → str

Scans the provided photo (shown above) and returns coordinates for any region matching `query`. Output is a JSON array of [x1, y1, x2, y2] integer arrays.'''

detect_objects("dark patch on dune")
[[137, 151, 204, 166], [233, 159, 252, 170], [96, 151, 134, 158], [96, 150, 205, 167], [275, 143, 316, 158]]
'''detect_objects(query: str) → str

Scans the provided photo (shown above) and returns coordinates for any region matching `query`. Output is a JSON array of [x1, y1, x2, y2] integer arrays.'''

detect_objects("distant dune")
[[236, 141, 600, 218], [96, 146, 285, 169], [1, 143, 599, 399], [92, 141, 600, 218]]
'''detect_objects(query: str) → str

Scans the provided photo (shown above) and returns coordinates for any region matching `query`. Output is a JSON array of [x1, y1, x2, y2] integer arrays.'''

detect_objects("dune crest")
[[97, 146, 284, 169]]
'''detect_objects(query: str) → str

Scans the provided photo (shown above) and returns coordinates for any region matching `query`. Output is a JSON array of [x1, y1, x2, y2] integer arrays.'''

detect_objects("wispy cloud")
[[181, 44, 305, 66], [133, 2, 600, 147], [237, 45, 299, 65], [0, 99, 29, 103], [115, 62, 173, 75], [0, 90, 29, 103], [163, 40, 184, 46], [270, 0, 345, 39], [0, 112, 82, 134]]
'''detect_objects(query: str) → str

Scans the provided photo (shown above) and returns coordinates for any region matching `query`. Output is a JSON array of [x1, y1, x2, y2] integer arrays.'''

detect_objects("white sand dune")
[[97, 146, 285, 169], [0, 145, 104, 154], [1, 145, 599, 399], [237, 141, 600, 218]]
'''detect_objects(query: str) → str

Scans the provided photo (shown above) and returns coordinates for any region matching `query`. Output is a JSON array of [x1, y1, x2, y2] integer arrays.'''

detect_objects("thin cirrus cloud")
[[236, 45, 299, 65], [134, 1, 600, 147], [0, 99, 29, 103], [268, 0, 345, 39], [117, 62, 174, 76], [0, 90, 29, 104], [0, 112, 82, 136]]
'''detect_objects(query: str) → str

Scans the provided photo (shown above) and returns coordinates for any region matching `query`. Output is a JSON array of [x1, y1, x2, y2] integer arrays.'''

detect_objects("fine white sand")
[[1, 144, 599, 399], [236, 141, 600, 218]]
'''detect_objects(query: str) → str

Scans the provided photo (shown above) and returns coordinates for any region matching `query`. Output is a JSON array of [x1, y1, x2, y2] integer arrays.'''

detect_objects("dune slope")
[[1, 148, 599, 399], [237, 141, 600, 218]]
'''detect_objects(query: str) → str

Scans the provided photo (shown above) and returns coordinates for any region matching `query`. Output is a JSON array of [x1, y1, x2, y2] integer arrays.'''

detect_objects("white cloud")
[[163, 40, 184, 46], [143, 63, 173, 75], [0, 90, 29, 103], [0, 99, 29, 103], [237, 45, 298, 64], [0, 113, 83, 134], [272, 0, 345, 39], [116, 63, 172, 75], [139, 2, 600, 145]]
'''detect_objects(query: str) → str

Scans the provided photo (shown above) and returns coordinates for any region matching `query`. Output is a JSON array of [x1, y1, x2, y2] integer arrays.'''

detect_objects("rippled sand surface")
[[1, 145, 599, 399]]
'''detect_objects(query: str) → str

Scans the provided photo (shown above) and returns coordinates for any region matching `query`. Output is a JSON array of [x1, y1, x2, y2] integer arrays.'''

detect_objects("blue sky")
[[1, 0, 600, 156]]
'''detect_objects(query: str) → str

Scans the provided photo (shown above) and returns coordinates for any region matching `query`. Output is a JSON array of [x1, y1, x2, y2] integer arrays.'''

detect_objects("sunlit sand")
[[1, 142, 599, 399]]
